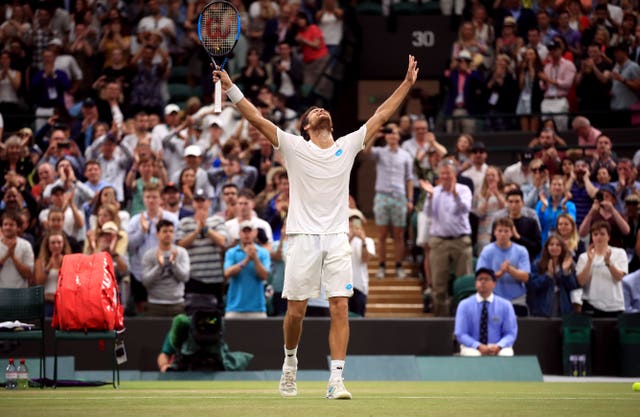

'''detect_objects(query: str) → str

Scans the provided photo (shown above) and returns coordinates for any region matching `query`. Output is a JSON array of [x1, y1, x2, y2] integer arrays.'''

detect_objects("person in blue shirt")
[[623, 270, 640, 312], [223, 220, 271, 318], [454, 267, 518, 356], [535, 174, 576, 245], [476, 216, 531, 316]]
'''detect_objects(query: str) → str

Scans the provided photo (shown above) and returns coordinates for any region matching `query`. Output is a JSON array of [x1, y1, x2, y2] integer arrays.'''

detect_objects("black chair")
[[617, 312, 640, 377], [53, 329, 120, 388], [0, 286, 46, 387]]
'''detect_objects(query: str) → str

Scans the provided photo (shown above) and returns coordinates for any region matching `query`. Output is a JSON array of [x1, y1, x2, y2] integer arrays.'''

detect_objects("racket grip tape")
[[214, 80, 222, 113]]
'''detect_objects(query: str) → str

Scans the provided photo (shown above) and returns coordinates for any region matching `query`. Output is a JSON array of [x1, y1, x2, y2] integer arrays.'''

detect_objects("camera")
[[57, 141, 71, 149], [595, 191, 604, 202], [380, 127, 392, 134], [352, 218, 363, 228]]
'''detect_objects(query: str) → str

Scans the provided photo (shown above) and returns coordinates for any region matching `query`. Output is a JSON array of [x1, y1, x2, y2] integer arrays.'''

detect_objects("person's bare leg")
[[377, 224, 388, 274], [328, 297, 349, 360], [392, 226, 405, 276], [284, 299, 308, 349]]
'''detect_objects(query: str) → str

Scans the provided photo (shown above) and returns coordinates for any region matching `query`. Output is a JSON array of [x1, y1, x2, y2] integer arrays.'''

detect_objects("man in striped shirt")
[[176, 189, 230, 306]]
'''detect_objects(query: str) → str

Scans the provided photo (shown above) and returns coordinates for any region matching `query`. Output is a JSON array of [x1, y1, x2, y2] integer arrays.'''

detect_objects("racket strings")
[[200, 4, 238, 56]]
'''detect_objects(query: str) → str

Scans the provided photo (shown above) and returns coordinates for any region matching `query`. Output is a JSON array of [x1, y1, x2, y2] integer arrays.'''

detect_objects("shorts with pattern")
[[373, 192, 407, 227]]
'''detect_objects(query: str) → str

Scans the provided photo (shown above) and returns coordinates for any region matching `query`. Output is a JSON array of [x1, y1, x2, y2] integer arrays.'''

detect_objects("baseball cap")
[[475, 267, 496, 281], [184, 145, 202, 157], [239, 220, 255, 231], [193, 188, 207, 200], [458, 50, 472, 61], [82, 97, 96, 107], [548, 39, 562, 50], [599, 183, 616, 197], [162, 182, 179, 193], [471, 141, 487, 152], [48, 38, 63, 47], [521, 150, 534, 163], [504, 16, 517, 26], [164, 103, 180, 115], [100, 221, 119, 234], [348, 208, 366, 223]]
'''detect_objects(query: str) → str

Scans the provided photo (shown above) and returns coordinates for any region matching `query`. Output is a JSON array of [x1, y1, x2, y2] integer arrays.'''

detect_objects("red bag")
[[52, 253, 124, 332]]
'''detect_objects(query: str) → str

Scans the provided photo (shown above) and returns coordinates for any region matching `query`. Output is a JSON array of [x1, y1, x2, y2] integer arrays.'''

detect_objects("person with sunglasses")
[[522, 158, 549, 208]]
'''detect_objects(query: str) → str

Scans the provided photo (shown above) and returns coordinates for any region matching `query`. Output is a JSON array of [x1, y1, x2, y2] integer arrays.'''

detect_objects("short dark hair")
[[590, 220, 611, 235], [506, 189, 524, 200], [222, 183, 239, 192], [1, 210, 22, 227], [156, 219, 174, 232], [494, 217, 515, 229], [475, 267, 496, 281], [238, 188, 256, 200]]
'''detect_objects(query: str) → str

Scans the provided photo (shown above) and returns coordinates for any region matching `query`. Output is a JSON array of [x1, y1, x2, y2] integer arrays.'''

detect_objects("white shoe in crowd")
[[375, 268, 385, 279]]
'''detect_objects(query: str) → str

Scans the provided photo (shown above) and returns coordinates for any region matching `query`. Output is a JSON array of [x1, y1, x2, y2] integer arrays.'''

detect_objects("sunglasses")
[[471, 149, 485, 154], [626, 201, 639, 206], [531, 167, 544, 173]]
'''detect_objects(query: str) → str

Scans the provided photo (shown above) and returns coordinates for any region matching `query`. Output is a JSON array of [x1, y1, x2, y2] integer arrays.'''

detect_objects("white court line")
[[12, 395, 638, 401]]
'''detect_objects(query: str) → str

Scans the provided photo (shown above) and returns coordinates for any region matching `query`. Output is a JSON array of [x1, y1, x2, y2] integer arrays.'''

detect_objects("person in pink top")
[[539, 39, 576, 131], [571, 116, 602, 155], [294, 12, 330, 88]]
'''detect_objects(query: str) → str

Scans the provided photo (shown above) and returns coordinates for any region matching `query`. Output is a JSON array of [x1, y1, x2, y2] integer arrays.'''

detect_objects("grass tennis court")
[[1, 381, 638, 417]]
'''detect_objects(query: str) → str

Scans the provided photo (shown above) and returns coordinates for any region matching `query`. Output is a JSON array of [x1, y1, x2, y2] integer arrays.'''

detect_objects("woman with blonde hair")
[[34, 231, 72, 317], [84, 202, 128, 257], [475, 166, 506, 253], [536, 175, 577, 244]]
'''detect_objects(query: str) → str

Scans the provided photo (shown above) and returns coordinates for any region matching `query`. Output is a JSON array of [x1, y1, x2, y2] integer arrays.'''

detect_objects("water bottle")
[[17, 359, 29, 389], [4, 358, 17, 390]]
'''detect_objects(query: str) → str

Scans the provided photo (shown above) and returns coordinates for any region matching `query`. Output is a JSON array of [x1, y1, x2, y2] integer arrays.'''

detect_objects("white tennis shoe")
[[279, 367, 297, 397], [326, 377, 352, 400]]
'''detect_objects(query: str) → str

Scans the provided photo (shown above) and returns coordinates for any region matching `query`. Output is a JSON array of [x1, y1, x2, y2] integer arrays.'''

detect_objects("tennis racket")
[[197, 0, 241, 113]]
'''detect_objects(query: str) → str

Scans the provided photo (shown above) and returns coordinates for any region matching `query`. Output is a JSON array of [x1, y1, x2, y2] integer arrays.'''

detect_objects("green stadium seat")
[[391, 1, 420, 15], [168, 83, 197, 103], [169, 65, 189, 83], [356, 1, 383, 15], [617, 312, 640, 377], [420, 0, 441, 14]]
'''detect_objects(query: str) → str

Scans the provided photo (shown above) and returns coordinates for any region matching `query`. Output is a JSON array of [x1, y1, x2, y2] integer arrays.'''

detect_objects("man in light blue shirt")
[[476, 217, 531, 316], [455, 267, 518, 356], [623, 270, 640, 312]]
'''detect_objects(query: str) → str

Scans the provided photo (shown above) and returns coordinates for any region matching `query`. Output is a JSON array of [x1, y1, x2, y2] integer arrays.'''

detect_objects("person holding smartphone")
[[578, 183, 630, 248]]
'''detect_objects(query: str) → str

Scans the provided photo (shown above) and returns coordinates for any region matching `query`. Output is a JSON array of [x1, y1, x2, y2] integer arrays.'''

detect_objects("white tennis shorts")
[[283, 233, 354, 301]]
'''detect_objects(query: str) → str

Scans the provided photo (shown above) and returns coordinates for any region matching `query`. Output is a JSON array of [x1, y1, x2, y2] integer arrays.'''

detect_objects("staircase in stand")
[[363, 224, 430, 318]]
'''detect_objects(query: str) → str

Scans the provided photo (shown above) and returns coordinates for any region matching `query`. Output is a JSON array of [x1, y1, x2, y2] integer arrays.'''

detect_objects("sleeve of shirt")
[[141, 249, 162, 287], [454, 299, 480, 348], [476, 247, 490, 271], [259, 247, 271, 272], [576, 253, 588, 276], [127, 215, 145, 251], [171, 248, 190, 282], [566, 202, 577, 221], [516, 246, 531, 273], [612, 248, 629, 274], [224, 247, 236, 270], [497, 300, 518, 348], [20, 241, 34, 270]]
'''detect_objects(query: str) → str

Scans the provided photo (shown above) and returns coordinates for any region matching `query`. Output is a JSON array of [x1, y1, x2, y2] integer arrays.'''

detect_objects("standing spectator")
[[84, 133, 133, 203], [269, 220, 288, 316], [223, 220, 270, 318], [0, 51, 22, 133], [0, 136, 34, 187], [136, 0, 176, 53], [578, 184, 630, 248], [129, 43, 168, 116], [590, 135, 617, 181], [536, 175, 576, 245], [567, 159, 598, 226], [401, 118, 447, 172], [215, 183, 240, 221], [443, 50, 484, 134], [531, 128, 564, 176], [365, 125, 413, 279], [315, 0, 343, 61], [0, 210, 34, 288], [461, 141, 488, 198], [125, 156, 160, 217], [269, 41, 303, 111], [516, 47, 544, 132], [348, 209, 374, 317], [30, 49, 71, 131], [490, 188, 542, 261], [47, 38, 83, 102], [495, 17, 524, 61], [556, 9, 582, 58], [238, 48, 268, 100], [142, 219, 190, 317], [517, 27, 548, 63], [451, 22, 489, 69], [610, 42, 640, 128], [34, 231, 70, 316], [294, 12, 330, 95], [485, 54, 518, 131], [575, 45, 612, 128], [207, 154, 257, 213], [128, 183, 179, 314], [477, 217, 531, 316], [454, 268, 517, 357], [177, 190, 229, 307], [503, 150, 534, 187], [576, 221, 627, 317], [539, 40, 577, 132], [528, 235, 579, 317], [622, 194, 640, 272], [420, 160, 473, 316], [536, 9, 558, 45], [474, 166, 506, 254]]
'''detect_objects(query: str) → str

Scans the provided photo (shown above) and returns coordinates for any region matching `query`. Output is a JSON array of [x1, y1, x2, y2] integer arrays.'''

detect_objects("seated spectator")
[[623, 270, 640, 312], [521, 158, 549, 208], [177, 167, 197, 218], [92, 221, 129, 279], [576, 221, 628, 317], [536, 175, 576, 245], [528, 235, 579, 317], [610, 42, 640, 128], [0, 136, 34, 189], [85, 203, 128, 257], [495, 17, 524, 61], [142, 219, 190, 317], [32, 163, 56, 206], [84, 132, 133, 204], [268, 219, 288, 317], [223, 220, 270, 318], [0, 210, 34, 288], [530, 128, 565, 177], [571, 116, 603, 154], [451, 22, 489, 70], [215, 183, 240, 221], [477, 217, 531, 316], [34, 231, 71, 316], [503, 151, 533, 187], [207, 154, 257, 214], [461, 141, 488, 198], [454, 267, 517, 357], [453, 134, 473, 172], [578, 183, 630, 248]]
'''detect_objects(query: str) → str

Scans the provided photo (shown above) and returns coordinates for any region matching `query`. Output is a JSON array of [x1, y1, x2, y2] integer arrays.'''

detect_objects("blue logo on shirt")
[[345, 283, 353, 290], [335, 149, 343, 157]]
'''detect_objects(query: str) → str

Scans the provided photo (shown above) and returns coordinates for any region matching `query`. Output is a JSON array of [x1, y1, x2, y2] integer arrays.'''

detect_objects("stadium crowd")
[[0, 0, 639, 322]]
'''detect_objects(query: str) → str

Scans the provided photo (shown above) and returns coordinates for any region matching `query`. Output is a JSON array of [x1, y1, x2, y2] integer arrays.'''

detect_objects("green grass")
[[1, 381, 638, 417]]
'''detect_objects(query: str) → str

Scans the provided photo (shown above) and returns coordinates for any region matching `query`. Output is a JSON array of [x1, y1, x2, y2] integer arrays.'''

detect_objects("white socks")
[[330, 360, 345, 380], [283, 346, 298, 369]]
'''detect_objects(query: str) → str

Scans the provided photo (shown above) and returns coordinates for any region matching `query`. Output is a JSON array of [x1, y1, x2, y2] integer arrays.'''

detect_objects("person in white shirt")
[[348, 209, 375, 317], [576, 220, 628, 317], [213, 55, 418, 399], [0, 210, 34, 288], [462, 141, 489, 198]]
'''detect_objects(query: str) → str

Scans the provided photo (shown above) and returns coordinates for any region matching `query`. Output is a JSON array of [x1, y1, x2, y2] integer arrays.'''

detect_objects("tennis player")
[[213, 55, 419, 399]]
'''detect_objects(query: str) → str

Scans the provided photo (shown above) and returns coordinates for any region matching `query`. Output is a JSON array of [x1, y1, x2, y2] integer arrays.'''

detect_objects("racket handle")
[[214, 80, 222, 113]]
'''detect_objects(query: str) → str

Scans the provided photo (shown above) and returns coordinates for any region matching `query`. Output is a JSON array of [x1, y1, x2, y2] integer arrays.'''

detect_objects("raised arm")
[[213, 67, 279, 147], [364, 55, 419, 146]]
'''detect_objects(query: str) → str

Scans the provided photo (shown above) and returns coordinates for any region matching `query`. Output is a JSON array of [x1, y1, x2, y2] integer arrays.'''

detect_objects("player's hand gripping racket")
[[197, 0, 241, 113]]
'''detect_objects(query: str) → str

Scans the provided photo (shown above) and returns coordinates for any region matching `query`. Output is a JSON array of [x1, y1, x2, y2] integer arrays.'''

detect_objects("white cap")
[[239, 220, 255, 230], [48, 38, 63, 47], [184, 145, 202, 157], [458, 50, 472, 60], [164, 103, 180, 115]]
